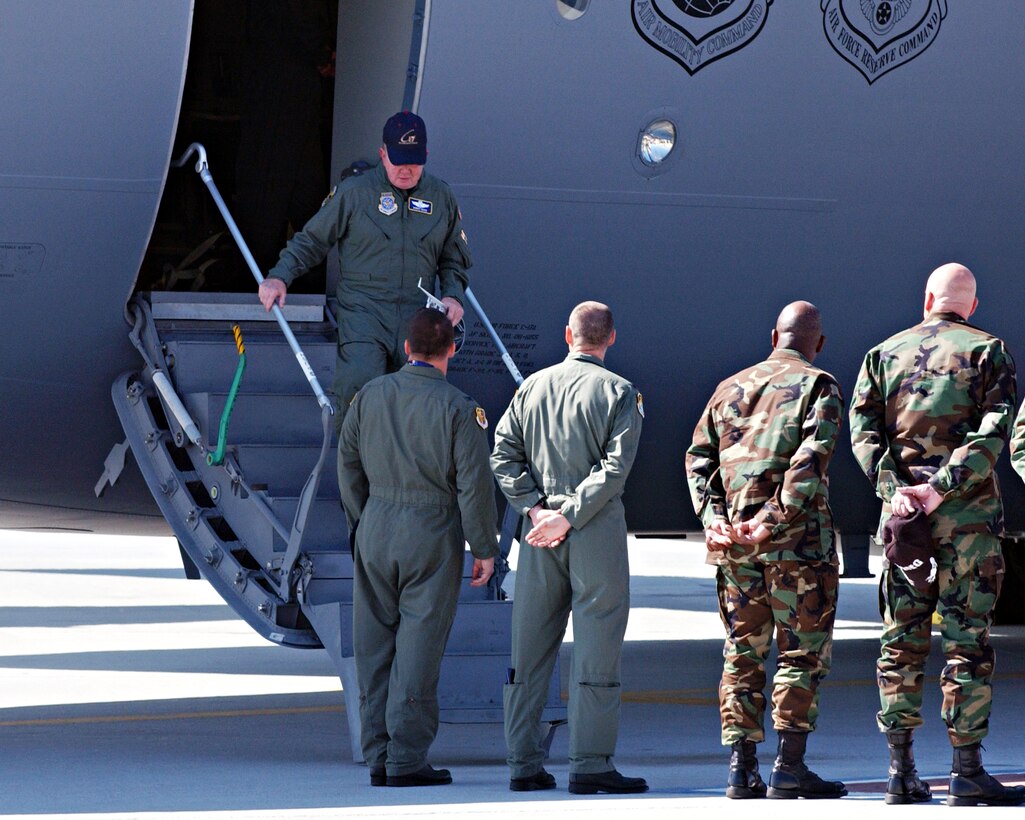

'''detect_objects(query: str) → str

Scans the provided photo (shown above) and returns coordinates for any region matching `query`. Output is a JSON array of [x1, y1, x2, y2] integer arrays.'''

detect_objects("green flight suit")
[[849, 312, 1017, 746], [337, 363, 498, 775], [491, 352, 644, 778], [267, 163, 472, 425], [685, 348, 844, 744]]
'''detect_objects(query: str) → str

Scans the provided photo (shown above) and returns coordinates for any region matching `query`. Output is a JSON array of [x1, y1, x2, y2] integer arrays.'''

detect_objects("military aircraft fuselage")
[[3, 0, 1024, 537]]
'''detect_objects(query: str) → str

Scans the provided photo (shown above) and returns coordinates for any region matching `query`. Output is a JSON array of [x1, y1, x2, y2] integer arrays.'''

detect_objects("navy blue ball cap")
[[383, 111, 427, 165]]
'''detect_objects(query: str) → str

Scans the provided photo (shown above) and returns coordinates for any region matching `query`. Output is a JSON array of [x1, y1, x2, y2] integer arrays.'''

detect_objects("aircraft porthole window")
[[556, 0, 589, 21], [639, 119, 677, 166]]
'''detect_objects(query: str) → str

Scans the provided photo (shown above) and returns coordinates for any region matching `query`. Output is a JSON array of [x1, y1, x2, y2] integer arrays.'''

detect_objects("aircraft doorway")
[[136, 0, 338, 297]]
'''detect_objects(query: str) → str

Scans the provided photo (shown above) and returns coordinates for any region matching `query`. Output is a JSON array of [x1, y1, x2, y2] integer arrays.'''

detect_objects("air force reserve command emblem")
[[822, 0, 947, 84], [632, 0, 773, 76], [378, 192, 398, 216], [475, 407, 488, 430]]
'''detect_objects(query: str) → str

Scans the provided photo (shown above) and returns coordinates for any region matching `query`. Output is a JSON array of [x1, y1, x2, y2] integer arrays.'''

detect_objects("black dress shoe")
[[369, 767, 386, 787], [569, 769, 648, 795], [510, 768, 557, 792], [386, 764, 453, 787]]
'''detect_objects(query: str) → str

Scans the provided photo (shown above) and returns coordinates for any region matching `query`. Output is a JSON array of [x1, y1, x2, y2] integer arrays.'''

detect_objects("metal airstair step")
[[229, 443, 340, 498], [266, 495, 347, 552], [165, 335, 335, 395], [185, 392, 327, 448]]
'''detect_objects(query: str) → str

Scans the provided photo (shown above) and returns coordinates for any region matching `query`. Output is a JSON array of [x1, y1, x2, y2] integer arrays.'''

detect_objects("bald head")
[[924, 262, 977, 320], [566, 301, 616, 358], [772, 300, 825, 361]]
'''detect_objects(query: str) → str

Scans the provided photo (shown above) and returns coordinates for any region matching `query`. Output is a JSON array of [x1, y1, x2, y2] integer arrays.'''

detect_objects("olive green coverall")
[[491, 353, 644, 778], [266, 163, 472, 423], [337, 363, 498, 775]]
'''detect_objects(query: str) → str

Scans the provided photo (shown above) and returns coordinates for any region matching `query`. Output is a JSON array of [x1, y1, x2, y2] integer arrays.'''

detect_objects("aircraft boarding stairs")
[[105, 290, 565, 761]]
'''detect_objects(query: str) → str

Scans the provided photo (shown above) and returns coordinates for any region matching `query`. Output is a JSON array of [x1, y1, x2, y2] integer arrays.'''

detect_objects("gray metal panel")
[[0, 1, 192, 531], [332, 0, 417, 172], [417, 1, 1025, 533]]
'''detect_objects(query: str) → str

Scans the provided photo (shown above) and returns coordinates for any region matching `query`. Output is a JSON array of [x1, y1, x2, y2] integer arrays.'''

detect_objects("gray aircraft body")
[[2, 1, 1024, 705]]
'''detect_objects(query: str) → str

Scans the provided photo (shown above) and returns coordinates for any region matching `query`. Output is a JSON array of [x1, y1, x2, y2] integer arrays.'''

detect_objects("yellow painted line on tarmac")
[[0, 704, 343, 728]]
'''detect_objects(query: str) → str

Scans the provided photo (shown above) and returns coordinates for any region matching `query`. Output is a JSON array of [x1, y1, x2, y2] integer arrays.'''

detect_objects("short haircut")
[[407, 307, 454, 358], [569, 301, 614, 347]]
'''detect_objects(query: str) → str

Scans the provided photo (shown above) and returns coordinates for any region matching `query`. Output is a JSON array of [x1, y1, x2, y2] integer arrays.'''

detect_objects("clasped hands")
[[704, 518, 771, 554], [525, 503, 571, 549], [890, 483, 943, 518]]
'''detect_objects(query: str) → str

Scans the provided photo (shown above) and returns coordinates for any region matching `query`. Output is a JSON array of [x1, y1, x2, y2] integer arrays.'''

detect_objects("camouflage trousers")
[[716, 558, 838, 745], [877, 531, 1005, 747]]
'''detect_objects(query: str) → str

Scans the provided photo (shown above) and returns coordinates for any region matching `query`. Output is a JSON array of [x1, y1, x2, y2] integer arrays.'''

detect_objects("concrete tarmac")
[[1, 530, 1024, 818]]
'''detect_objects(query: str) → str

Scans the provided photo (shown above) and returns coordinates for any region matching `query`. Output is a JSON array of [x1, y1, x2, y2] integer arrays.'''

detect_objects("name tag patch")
[[409, 197, 433, 215]]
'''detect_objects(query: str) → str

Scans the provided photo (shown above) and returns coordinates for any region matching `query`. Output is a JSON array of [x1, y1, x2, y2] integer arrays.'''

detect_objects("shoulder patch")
[[636, 392, 645, 418], [460, 229, 468, 245], [348, 390, 359, 406], [321, 185, 337, 207], [475, 407, 488, 430]]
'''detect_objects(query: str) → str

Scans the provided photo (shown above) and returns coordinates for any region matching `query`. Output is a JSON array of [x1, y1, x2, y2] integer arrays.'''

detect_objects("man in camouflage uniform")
[[686, 301, 847, 800], [850, 262, 1025, 807], [338, 308, 498, 787], [491, 301, 647, 795]]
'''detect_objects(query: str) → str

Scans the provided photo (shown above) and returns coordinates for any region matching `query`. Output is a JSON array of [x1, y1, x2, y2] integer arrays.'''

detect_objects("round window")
[[556, 0, 589, 21], [639, 119, 677, 166]]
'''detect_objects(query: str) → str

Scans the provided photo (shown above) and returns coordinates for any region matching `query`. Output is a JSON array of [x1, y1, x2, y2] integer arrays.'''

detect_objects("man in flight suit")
[[337, 308, 498, 786], [491, 301, 647, 795], [850, 262, 1025, 807], [686, 301, 847, 800], [259, 111, 471, 427]]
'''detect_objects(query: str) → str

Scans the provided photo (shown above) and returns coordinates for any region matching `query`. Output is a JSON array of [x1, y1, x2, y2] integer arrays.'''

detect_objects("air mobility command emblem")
[[378, 193, 398, 215], [821, 0, 947, 84], [632, 0, 773, 76], [475, 407, 489, 430], [636, 392, 645, 418], [409, 197, 433, 215]]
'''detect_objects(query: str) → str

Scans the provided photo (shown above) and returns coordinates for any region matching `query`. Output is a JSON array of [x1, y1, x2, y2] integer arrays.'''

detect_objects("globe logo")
[[673, 0, 735, 17]]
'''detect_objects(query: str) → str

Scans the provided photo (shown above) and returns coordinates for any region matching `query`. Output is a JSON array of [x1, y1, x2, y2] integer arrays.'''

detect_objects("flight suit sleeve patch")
[[321, 185, 337, 207], [636, 392, 645, 418], [475, 407, 489, 429]]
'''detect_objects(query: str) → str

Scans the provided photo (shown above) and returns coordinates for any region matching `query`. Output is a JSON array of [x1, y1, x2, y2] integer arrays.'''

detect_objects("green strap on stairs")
[[207, 324, 246, 466]]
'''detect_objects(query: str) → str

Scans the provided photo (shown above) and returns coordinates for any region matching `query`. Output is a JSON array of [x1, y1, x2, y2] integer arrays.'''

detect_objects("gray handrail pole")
[[463, 287, 523, 387], [171, 143, 334, 415]]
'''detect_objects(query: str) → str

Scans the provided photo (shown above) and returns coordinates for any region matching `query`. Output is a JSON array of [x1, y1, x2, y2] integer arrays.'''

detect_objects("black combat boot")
[[726, 739, 767, 799], [947, 743, 1025, 806], [884, 729, 931, 804], [767, 730, 847, 799]]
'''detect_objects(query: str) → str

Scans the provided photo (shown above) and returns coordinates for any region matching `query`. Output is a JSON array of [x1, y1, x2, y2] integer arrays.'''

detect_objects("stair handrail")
[[171, 142, 332, 602], [171, 143, 334, 416], [461, 288, 525, 596], [463, 287, 524, 388]]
